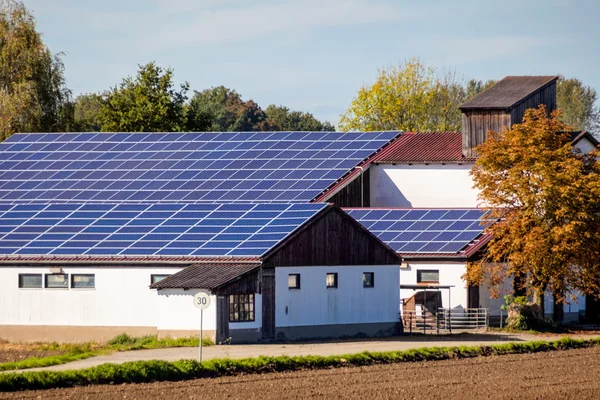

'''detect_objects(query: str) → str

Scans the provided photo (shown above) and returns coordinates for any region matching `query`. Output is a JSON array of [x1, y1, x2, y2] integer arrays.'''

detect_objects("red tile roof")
[[0, 254, 261, 264], [372, 132, 475, 164]]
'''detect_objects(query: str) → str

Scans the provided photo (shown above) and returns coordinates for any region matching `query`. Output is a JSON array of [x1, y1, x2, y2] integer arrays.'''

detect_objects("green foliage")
[[1, 337, 599, 392], [0, 0, 71, 139], [556, 76, 600, 134], [71, 93, 103, 131], [0, 334, 213, 372], [264, 105, 335, 131], [339, 58, 470, 132], [98, 62, 188, 132]]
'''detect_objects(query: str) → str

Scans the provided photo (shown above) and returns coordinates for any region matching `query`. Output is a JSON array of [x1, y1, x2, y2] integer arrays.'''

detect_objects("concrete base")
[[0, 325, 217, 343], [275, 322, 401, 342], [0, 325, 157, 343], [229, 328, 262, 344]]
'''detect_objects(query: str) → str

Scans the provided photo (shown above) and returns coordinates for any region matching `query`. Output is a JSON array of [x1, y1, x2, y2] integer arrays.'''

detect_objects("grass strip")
[[0, 334, 213, 372], [1, 336, 599, 392]]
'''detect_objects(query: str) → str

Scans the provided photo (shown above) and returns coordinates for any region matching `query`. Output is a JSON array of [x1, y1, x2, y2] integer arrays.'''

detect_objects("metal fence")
[[401, 307, 489, 334]]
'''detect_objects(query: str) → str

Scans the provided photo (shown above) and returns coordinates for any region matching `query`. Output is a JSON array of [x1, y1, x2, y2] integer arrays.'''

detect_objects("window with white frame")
[[229, 294, 255, 322], [18, 274, 42, 288], [151, 274, 170, 285], [417, 270, 439, 284], [45, 274, 69, 289], [72, 274, 95, 289]]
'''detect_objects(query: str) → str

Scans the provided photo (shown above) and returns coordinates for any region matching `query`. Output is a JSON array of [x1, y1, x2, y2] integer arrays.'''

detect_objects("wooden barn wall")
[[262, 208, 399, 268], [462, 110, 511, 157], [216, 269, 260, 296], [510, 83, 557, 125], [326, 169, 370, 207], [261, 267, 276, 339]]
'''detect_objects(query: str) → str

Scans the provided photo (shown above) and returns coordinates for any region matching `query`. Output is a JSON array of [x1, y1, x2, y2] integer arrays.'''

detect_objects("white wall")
[[156, 289, 217, 331], [574, 137, 597, 154], [0, 266, 182, 328], [370, 164, 479, 208], [400, 263, 468, 311], [275, 265, 399, 327]]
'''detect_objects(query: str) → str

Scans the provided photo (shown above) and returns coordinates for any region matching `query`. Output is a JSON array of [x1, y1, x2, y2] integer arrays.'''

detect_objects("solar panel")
[[0, 203, 326, 257], [0, 131, 401, 204], [345, 208, 491, 254]]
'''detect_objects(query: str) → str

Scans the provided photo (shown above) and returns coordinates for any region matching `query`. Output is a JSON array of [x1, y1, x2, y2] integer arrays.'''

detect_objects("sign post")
[[193, 291, 211, 363]]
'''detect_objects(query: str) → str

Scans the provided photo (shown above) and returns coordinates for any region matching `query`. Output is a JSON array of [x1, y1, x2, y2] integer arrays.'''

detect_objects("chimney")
[[459, 76, 559, 158]]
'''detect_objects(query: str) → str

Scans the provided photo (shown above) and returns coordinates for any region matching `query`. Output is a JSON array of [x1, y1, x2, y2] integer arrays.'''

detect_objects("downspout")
[[355, 166, 364, 207]]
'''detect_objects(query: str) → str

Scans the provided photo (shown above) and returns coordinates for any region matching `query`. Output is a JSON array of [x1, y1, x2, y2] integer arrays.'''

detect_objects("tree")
[[71, 93, 103, 131], [467, 105, 600, 317], [186, 86, 268, 132], [99, 62, 188, 132], [556, 76, 600, 134], [0, 0, 71, 139], [264, 105, 335, 131], [339, 58, 468, 132]]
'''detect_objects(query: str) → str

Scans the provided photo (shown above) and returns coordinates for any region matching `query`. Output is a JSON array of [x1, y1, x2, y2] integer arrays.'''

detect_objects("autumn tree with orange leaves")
[[467, 105, 600, 317]]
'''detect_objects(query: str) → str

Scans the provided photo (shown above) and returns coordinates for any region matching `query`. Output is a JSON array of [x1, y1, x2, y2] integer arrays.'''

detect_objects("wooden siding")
[[262, 207, 400, 268], [462, 110, 511, 158], [326, 169, 370, 207], [261, 267, 276, 339], [462, 81, 557, 157], [216, 295, 230, 343], [510, 83, 556, 126], [215, 269, 260, 296]]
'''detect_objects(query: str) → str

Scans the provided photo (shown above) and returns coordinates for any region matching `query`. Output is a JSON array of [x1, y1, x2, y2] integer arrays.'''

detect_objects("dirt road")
[[5, 346, 600, 399]]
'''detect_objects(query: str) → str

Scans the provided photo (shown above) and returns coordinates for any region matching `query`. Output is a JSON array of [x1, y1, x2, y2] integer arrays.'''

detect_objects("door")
[[216, 295, 230, 344]]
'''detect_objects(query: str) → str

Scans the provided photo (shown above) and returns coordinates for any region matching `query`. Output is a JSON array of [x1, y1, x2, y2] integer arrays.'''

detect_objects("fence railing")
[[401, 307, 489, 334]]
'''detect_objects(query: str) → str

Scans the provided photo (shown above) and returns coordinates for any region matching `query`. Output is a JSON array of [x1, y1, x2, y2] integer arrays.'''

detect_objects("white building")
[[0, 204, 402, 343]]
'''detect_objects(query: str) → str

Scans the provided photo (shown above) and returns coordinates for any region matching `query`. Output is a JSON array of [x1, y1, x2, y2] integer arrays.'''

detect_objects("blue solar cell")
[[448, 221, 472, 231], [440, 210, 468, 220], [419, 242, 447, 252], [441, 242, 468, 252]]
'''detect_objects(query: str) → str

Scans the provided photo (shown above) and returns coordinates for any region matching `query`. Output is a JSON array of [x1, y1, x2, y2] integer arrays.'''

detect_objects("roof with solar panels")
[[344, 208, 495, 260], [0, 131, 404, 263]]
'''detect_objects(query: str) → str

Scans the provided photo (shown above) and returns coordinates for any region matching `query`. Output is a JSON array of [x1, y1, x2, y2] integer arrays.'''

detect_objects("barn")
[[0, 132, 403, 343]]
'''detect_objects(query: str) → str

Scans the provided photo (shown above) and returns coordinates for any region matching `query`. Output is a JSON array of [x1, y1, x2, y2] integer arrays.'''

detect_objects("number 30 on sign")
[[193, 291, 211, 310]]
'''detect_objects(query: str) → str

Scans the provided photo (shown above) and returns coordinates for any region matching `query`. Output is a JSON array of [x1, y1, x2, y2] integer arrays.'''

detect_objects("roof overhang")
[[0, 254, 261, 265], [401, 284, 455, 290]]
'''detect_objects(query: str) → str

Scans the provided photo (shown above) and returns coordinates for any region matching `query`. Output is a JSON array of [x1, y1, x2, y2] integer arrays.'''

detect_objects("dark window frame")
[[288, 273, 301, 289], [71, 274, 95, 289], [363, 272, 375, 288], [18, 273, 42, 289], [417, 269, 440, 284], [229, 294, 255, 322], [150, 274, 170, 285], [326, 272, 338, 288], [45, 273, 69, 289]]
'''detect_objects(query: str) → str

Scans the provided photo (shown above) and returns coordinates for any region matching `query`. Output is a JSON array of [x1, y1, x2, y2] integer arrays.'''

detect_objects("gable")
[[262, 207, 400, 267]]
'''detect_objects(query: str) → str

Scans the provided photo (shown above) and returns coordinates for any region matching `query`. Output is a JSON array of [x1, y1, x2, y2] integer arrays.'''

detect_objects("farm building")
[[0, 203, 401, 343], [0, 132, 406, 343]]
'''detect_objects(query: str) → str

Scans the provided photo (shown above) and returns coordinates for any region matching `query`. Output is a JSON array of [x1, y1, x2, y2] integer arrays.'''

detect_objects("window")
[[229, 294, 255, 322], [288, 274, 300, 289], [326, 273, 338, 288], [19, 274, 42, 288], [45, 274, 69, 289], [363, 272, 374, 288], [417, 270, 439, 284], [72, 274, 95, 289], [151, 274, 170, 284]]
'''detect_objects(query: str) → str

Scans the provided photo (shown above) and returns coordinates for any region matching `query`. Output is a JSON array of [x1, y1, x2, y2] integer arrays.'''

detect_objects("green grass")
[[0, 334, 213, 372], [1, 336, 599, 392]]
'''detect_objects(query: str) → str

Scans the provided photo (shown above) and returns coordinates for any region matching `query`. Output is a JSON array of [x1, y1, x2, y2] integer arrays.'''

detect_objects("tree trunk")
[[533, 287, 546, 322]]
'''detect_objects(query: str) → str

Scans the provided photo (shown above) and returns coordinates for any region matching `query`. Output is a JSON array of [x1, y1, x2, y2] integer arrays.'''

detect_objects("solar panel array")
[[0, 131, 400, 204], [0, 203, 326, 257], [345, 208, 490, 254]]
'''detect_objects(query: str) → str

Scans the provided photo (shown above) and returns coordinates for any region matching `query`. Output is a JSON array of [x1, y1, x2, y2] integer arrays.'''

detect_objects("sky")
[[25, 0, 600, 126]]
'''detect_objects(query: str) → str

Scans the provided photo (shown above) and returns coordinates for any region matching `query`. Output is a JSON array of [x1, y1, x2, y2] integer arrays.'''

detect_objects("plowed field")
[[5, 346, 600, 399]]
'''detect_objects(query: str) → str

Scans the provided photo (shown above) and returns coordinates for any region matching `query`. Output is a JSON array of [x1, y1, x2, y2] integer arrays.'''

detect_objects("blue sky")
[[26, 0, 599, 126]]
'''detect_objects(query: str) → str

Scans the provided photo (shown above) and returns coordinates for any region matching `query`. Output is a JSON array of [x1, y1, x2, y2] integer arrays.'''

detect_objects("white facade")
[[156, 289, 217, 332], [0, 266, 182, 329], [400, 263, 468, 311], [274, 265, 400, 328], [369, 163, 479, 208]]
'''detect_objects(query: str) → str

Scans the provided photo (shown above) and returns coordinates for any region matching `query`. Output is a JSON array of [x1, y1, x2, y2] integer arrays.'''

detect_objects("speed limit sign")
[[193, 291, 211, 310]]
